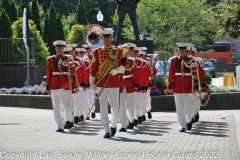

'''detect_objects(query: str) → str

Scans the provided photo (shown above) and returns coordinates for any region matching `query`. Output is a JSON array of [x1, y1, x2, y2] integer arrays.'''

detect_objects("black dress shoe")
[[133, 119, 138, 126], [119, 128, 127, 132], [192, 117, 196, 123], [74, 116, 80, 124], [179, 128, 186, 132], [142, 115, 146, 121], [196, 112, 199, 122], [56, 129, 64, 132], [111, 127, 117, 137], [127, 122, 133, 129], [187, 122, 193, 131], [64, 121, 71, 129], [80, 115, 84, 121], [91, 112, 96, 119], [103, 132, 111, 138], [147, 111, 152, 119], [138, 116, 142, 124], [70, 121, 74, 128]]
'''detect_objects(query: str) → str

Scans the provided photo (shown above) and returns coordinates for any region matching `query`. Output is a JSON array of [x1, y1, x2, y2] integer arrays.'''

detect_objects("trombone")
[[190, 59, 211, 107]]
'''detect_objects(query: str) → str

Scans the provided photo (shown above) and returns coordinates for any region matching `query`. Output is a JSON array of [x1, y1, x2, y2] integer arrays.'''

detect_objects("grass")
[[215, 72, 234, 77]]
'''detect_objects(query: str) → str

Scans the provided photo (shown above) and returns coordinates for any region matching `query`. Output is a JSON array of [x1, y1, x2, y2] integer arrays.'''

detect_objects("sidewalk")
[[0, 107, 239, 160]]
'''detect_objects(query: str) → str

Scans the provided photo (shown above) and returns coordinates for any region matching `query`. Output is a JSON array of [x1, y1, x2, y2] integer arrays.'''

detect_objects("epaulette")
[[169, 55, 177, 61], [75, 56, 84, 62], [127, 57, 135, 62], [47, 55, 55, 59]]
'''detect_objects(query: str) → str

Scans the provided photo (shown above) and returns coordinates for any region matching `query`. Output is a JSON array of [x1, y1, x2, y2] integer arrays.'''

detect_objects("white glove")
[[90, 76, 95, 89], [109, 66, 125, 75]]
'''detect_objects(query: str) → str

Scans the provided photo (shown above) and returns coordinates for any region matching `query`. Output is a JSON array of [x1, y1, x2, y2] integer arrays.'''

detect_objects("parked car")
[[203, 61, 216, 78]]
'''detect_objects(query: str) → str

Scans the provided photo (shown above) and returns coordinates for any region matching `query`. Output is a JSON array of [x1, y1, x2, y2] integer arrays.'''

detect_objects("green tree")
[[76, 0, 88, 25], [62, 13, 77, 39], [0, 0, 11, 21], [18, 0, 23, 17], [37, 0, 78, 16], [0, 9, 13, 63], [0, 9, 12, 38], [12, 18, 49, 66], [57, 14, 65, 40], [10, 1, 17, 22], [43, 13, 48, 42], [66, 24, 85, 45], [30, 0, 41, 33], [43, 2, 58, 55], [123, 0, 220, 75], [37, 1, 45, 36], [98, 0, 115, 27], [210, 0, 240, 38], [18, 0, 30, 19], [83, 0, 98, 24]]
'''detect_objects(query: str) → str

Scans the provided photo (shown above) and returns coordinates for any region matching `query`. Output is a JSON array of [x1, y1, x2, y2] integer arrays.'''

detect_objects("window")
[[213, 43, 230, 52]]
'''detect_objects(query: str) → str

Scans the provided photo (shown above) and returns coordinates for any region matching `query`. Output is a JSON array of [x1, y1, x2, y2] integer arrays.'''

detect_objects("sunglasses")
[[139, 54, 144, 56]]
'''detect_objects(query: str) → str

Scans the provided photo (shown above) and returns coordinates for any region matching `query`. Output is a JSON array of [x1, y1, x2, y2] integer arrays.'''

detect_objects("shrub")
[[205, 72, 212, 85]]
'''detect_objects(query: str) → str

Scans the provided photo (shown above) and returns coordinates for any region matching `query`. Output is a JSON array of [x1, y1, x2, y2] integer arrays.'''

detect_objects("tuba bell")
[[83, 24, 104, 49]]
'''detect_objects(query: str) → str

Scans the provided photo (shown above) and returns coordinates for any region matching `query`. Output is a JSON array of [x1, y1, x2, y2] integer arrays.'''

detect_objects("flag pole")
[[23, 0, 31, 86]]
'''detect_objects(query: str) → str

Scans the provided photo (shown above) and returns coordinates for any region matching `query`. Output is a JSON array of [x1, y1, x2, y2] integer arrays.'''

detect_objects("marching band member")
[[76, 48, 89, 121], [90, 28, 127, 138], [132, 47, 143, 126], [187, 45, 202, 122], [119, 43, 139, 132], [46, 40, 76, 132], [69, 47, 87, 124], [83, 56, 91, 120], [145, 57, 153, 120], [138, 48, 151, 123], [82, 44, 96, 119], [167, 43, 206, 132]]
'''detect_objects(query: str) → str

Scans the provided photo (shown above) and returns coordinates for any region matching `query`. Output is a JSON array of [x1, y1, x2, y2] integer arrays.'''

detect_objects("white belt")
[[175, 73, 191, 76], [122, 74, 133, 79], [52, 72, 69, 76]]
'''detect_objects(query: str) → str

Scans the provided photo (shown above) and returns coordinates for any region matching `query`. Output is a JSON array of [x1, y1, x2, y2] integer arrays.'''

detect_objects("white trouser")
[[133, 92, 140, 120], [146, 90, 151, 112], [174, 93, 193, 129], [192, 95, 200, 116], [80, 90, 89, 117], [51, 89, 71, 129], [119, 88, 136, 128], [139, 93, 146, 117], [74, 91, 88, 117], [87, 89, 95, 113], [97, 87, 119, 134]]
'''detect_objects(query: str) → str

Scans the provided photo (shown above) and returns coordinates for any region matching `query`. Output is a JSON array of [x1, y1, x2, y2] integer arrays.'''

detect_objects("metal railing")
[[0, 38, 35, 65]]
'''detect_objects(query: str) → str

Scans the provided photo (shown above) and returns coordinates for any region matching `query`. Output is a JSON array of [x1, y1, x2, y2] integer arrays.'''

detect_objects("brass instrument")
[[83, 44, 130, 123], [83, 24, 104, 49], [74, 57, 84, 91], [190, 59, 211, 107], [67, 55, 76, 112]]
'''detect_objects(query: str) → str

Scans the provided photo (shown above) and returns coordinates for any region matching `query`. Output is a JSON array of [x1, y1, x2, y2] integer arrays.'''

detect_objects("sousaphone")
[[83, 24, 104, 49]]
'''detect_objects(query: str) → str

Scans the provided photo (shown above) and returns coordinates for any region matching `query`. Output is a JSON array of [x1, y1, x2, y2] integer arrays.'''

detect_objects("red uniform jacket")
[[84, 60, 91, 86], [120, 57, 139, 93], [46, 54, 75, 90], [91, 45, 124, 88], [138, 60, 152, 87], [70, 57, 87, 93], [168, 55, 205, 93]]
